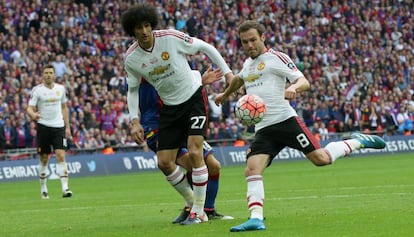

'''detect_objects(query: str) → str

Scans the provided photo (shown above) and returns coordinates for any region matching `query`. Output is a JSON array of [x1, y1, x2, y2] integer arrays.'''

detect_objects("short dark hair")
[[43, 64, 55, 72], [238, 20, 266, 36], [121, 4, 159, 37]]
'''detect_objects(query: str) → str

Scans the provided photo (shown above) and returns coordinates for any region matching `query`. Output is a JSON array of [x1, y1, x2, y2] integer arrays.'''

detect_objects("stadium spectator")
[[0, 0, 412, 158], [0, 116, 17, 150], [396, 104, 414, 135]]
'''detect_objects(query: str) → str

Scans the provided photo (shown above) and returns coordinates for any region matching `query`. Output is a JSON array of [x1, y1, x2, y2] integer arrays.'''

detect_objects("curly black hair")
[[121, 4, 159, 37]]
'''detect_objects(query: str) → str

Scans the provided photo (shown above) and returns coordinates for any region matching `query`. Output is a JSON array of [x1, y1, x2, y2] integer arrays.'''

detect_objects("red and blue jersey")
[[139, 79, 162, 134], [139, 78, 162, 152]]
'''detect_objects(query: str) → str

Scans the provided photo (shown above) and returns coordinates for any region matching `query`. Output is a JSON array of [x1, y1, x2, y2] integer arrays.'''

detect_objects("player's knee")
[[307, 153, 331, 166], [187, 149, 203, 161], [206, 156, 221, 173], [306, 149, 332, 166], [157, 159, 175, 172], [312, 160, 330, 166]]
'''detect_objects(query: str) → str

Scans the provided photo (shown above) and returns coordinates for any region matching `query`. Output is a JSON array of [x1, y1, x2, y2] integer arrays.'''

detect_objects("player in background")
[[140, 68, 233, 222], [27, 64, 72, 199], [121, 4, 234, 225], [214, 20, 387, 232]]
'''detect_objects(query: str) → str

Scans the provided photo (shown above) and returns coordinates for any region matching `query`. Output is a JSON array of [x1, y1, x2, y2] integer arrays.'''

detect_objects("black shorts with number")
[[157, 87, 207, 151], [248, 116, 321, 165], [37, 123, 67, 154]]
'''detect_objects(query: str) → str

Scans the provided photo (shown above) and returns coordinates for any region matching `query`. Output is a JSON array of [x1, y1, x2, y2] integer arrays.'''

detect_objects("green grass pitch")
[[1, 153, 413, 237]]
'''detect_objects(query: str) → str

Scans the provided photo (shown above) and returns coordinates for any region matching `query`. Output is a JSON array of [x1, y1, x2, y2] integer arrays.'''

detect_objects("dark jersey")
[[139, 78, 162, 136]]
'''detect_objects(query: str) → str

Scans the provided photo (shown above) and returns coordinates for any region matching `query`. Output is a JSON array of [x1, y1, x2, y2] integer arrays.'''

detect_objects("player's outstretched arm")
[[201, 66, 223, 85], [215, 75, 244, 106]]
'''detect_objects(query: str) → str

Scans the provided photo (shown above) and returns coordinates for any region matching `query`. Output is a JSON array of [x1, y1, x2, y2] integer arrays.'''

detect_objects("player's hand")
[[284, 87, 297, 100], [130, 121, 145, 145], [214, 93, 226, 106], [201, 66, 223, 85], [30, 112, 41, 121], [65, 127, 72, 140]]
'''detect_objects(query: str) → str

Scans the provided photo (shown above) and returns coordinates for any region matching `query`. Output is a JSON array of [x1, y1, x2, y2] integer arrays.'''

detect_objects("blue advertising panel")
[[1, 135, 413, 182]]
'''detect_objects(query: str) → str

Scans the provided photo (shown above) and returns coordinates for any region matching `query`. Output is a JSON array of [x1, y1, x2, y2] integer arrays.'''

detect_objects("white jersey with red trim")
[[124, 29, 231, 105], [28, 83, 67, 128], [238, 48, 304, 131]]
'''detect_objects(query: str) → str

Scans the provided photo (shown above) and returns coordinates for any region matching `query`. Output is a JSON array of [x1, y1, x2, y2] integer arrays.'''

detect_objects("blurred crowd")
[[0, 0, 413, 155]]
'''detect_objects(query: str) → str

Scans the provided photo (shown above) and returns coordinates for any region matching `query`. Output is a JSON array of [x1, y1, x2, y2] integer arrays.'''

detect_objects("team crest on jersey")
[[161, 52, 169, 60], [184, 35, 193, 44], [245, 74, 260, 82], [146, 130, 155, 138], [56, 91, 61, 96], [257, 62, 265, 71]]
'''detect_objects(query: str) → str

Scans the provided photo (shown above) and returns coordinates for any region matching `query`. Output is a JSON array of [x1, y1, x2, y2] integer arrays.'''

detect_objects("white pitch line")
[[15, 191, 412, 214]]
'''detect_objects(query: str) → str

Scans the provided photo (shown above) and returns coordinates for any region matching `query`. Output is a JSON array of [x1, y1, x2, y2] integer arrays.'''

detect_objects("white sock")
[[167, 166, 193, 207], [246, 175, 264, 220], [325, 139, 361, 163], [191, 165, 208, 215], [38, 163, 48, 193], [56, 162, 69, 191]]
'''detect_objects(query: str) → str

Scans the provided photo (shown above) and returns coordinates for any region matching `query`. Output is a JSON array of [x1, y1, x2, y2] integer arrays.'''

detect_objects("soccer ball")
[[234, 94, 266, 126]]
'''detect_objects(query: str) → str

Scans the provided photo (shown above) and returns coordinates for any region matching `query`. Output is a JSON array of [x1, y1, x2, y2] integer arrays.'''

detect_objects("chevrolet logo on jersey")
[[149, 64, 171, 76], [245, 74, 260, 82], [47, 98, 59, 102]]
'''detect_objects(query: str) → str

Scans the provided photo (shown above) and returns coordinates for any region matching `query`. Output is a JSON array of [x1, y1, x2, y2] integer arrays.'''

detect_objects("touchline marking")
[[266, 192, 411, 201], [16, 192, 412, 213]]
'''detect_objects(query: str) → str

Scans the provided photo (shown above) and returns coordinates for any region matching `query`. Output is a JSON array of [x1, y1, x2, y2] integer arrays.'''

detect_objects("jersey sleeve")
[[169, 29, 231, 75], [270, 51, 304, 83], [125, 60, 142, 88], [28, 88, 38, 106], [60, 85, 68, 104]]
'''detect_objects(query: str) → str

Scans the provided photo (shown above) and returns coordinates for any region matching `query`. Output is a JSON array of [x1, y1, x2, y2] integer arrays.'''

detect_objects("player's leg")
[[52, 126, 72, 198], [146, 129, 194, 224], [157, 148, 194, 216], [230, 122, 288, 232], [55, 149, 71, 197], [203, 153, 234, 220], [307, 133, 386, 165], [275, 117, 384, 166], [180, 87, 209, 225], [176, 146, 233, 220], [230, 153, 269, 232], [39, 153, 49, 199], [157, 111, 195, 224], [36, 124, 51, 199], [203, 153, 220, 215], [180, 134, 208, 225]]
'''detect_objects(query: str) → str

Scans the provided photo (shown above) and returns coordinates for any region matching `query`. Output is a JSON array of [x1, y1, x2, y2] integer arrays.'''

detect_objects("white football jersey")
[[28, 83, 67, 128], [124, 29, 231, 105], [238, 49, 304, 131]]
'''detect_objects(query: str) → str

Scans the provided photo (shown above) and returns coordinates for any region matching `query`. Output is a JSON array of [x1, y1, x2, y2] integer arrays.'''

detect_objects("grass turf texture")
[[1, 153, 413, 237]]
